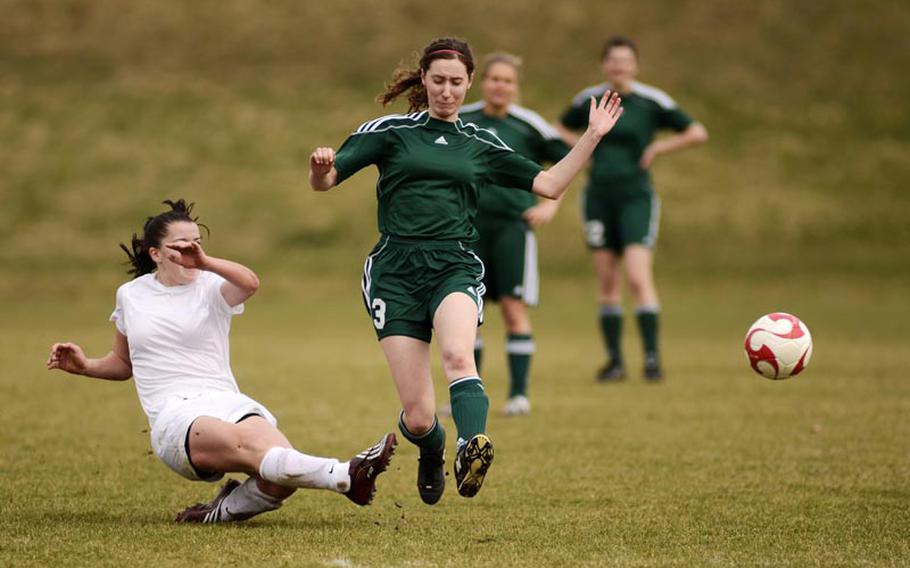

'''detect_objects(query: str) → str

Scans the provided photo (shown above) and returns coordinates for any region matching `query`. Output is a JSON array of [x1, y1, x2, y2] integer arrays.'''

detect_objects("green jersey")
[[560, 81, 693, 188], [459, 102, 569, 219], [334, 111, 543, 241]]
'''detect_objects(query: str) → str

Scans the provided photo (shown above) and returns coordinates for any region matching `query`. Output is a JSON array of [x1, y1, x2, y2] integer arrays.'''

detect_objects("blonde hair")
[[480, 52, 523, 80]]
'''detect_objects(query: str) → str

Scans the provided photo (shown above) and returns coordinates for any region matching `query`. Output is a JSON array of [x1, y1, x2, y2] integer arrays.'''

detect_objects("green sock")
[[474, 337, 484, 374], [398, 412, 445, 451], [599, 305, 623, 365], [506, 333, 534, 398], [449, 376, 488, 449], [636, 306, 660, 360]]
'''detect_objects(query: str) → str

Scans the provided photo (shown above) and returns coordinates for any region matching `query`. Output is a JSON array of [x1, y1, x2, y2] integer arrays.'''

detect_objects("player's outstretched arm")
[[309, 147, 338, 192], [639, 122, 709, 168], [164, 242, 260, 307], [47, 332, 132, 381], [532, 92, 624, 200]]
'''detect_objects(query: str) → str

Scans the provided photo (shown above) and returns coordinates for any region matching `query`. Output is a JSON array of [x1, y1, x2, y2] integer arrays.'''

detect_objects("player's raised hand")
[[588, 91, 623, 138], [164, 241, 209, 269], [310, 147, 336, 176], [47, 342, 88, 375]]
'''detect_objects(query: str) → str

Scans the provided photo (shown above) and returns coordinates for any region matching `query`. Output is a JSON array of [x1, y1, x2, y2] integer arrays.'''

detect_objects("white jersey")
[[110, 271, 244, 425]]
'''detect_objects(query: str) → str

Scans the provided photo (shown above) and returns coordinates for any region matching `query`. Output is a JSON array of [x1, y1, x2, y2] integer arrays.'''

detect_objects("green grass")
[[1, 268, 908, 567], [1, 0, 909, 565]]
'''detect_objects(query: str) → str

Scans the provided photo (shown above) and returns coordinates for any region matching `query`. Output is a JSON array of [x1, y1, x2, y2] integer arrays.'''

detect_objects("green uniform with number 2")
[[560, 81, 694, 252], [334, 111, 542, 343]]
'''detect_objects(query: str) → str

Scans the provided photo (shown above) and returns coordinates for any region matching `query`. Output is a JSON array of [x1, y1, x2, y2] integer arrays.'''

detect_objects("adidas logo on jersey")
[[434, 135, 448, 145]]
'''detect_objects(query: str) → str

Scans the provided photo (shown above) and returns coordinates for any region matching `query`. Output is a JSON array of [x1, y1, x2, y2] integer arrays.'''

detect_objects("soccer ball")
[[744, 313, 813, 380]]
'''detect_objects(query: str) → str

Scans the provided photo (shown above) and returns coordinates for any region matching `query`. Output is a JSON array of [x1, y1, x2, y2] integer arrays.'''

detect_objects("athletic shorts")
[[581, 180, 661, 253], [150, 391, 278, 482], [474, 216, 539, 306], [361, 235, 485, 343]]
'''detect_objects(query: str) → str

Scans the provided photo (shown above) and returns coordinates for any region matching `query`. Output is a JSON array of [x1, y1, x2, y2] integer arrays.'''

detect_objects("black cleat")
[[417, 445, 446, 505], [644, 358, 664, 381], [346, 433, 397, 506], [596, 361, 626, 382], [454, 434, 494, 498], [175, 479, 242, 523]]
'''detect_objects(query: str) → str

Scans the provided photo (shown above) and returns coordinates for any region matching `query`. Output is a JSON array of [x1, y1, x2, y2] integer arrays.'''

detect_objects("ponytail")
[[376, 37, 474, 113]]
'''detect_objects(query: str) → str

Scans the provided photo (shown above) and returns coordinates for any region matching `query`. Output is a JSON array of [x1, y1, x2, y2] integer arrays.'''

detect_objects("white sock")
[[258, 447, 351, 493], [218, 477, 283, 522]]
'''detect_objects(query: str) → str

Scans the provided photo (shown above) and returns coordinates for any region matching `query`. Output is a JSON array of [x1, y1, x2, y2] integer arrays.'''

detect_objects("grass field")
[[2, 1, 909, 566], [2, 267, 909, 566]]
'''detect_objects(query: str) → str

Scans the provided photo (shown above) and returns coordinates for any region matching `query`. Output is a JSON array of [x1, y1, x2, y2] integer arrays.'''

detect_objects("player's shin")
[[219, 477, 284, 521], [506, 333, 534, 398], [448, 376, 488, 450], [636, 305, 660, 360], [258, 447, 351, 492], [599, 304, 624, 365]]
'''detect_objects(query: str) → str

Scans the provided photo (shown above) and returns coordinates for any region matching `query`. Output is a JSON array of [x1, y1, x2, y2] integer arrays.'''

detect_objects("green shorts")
[[474, 216, 538, 306], [581, 180, 661, 253], [361, 235, 485, 343]]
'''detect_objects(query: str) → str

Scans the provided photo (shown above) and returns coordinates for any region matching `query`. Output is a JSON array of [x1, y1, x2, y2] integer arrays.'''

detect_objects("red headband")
[[428, 49, 463, 57]]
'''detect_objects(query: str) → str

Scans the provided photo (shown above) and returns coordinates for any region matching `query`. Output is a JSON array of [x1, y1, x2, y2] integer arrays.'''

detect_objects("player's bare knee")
[[440, 347, 474, 375], [402, 407, 436, 434], [599, 292, 622, 305]]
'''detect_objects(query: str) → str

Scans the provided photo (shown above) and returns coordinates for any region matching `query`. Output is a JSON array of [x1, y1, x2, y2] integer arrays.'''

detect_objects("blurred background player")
[[309, 37, 623, 503], [459, 53, 569, 416], [557, 36, 708, 382], [46, 200, 395, 523]]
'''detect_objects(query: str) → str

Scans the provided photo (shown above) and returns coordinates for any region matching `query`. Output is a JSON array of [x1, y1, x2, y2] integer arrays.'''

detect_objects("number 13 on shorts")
[[372, 298, 386, 329]]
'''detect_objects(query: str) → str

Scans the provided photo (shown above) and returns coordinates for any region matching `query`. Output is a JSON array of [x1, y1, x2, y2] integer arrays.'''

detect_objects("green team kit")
[[560, 81, 693, 252], [333, 111, 542, 343], [459, 102, 569, 306]]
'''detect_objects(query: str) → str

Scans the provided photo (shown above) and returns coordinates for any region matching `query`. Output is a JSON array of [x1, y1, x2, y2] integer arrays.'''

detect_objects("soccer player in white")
[[46, 199, 396, 523]]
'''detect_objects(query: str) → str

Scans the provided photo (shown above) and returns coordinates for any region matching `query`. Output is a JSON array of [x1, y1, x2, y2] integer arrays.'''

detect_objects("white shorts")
[[150, 391, 278, 482]]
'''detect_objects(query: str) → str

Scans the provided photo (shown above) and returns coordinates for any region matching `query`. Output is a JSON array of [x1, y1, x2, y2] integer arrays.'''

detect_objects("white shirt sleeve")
[[109, 286, 127, 334], [205, 272, 244, 316]]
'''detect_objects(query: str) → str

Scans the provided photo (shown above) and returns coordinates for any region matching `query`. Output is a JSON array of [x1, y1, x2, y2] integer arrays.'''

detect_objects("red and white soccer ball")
[[744, 313, 813, 380]]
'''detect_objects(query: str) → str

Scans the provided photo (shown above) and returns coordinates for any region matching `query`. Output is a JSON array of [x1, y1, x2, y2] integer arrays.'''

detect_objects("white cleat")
[[502, 395, 531, 416]]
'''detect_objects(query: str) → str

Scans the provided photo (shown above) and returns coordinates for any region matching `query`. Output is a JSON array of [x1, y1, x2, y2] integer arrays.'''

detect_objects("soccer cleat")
[[345, 432, 397, 506], [416, 445, 446, 505], [596, 361, 626, 382], [502, 395, 531, 416], [175, 479, 243, 523], [454, 434, 494, 498], [644, 357, 664, 381]]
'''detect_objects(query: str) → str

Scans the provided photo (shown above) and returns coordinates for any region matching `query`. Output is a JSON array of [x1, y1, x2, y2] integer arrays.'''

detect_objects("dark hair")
[[377, 37, 475, 112], [119, 199, 206, 277], [480, 52, 523, 80], [601, 36, 638, 60]]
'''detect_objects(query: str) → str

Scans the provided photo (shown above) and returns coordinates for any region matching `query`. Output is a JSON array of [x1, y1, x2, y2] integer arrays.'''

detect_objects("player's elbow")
[[532, 172, 560, 200], [690, 123, 709, 144], [247, 273, 261, 294]]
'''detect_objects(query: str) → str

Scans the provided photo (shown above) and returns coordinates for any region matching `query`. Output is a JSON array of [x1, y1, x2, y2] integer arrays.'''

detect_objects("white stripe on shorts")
[[643, 194, 661, 248], [522, 229, 539, 306]]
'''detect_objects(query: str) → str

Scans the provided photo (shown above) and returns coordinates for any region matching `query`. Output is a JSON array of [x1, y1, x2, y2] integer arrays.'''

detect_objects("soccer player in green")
[[459, 53, 570, 416], [557, 37, 708, 382], [309, 37, 623, 504]]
